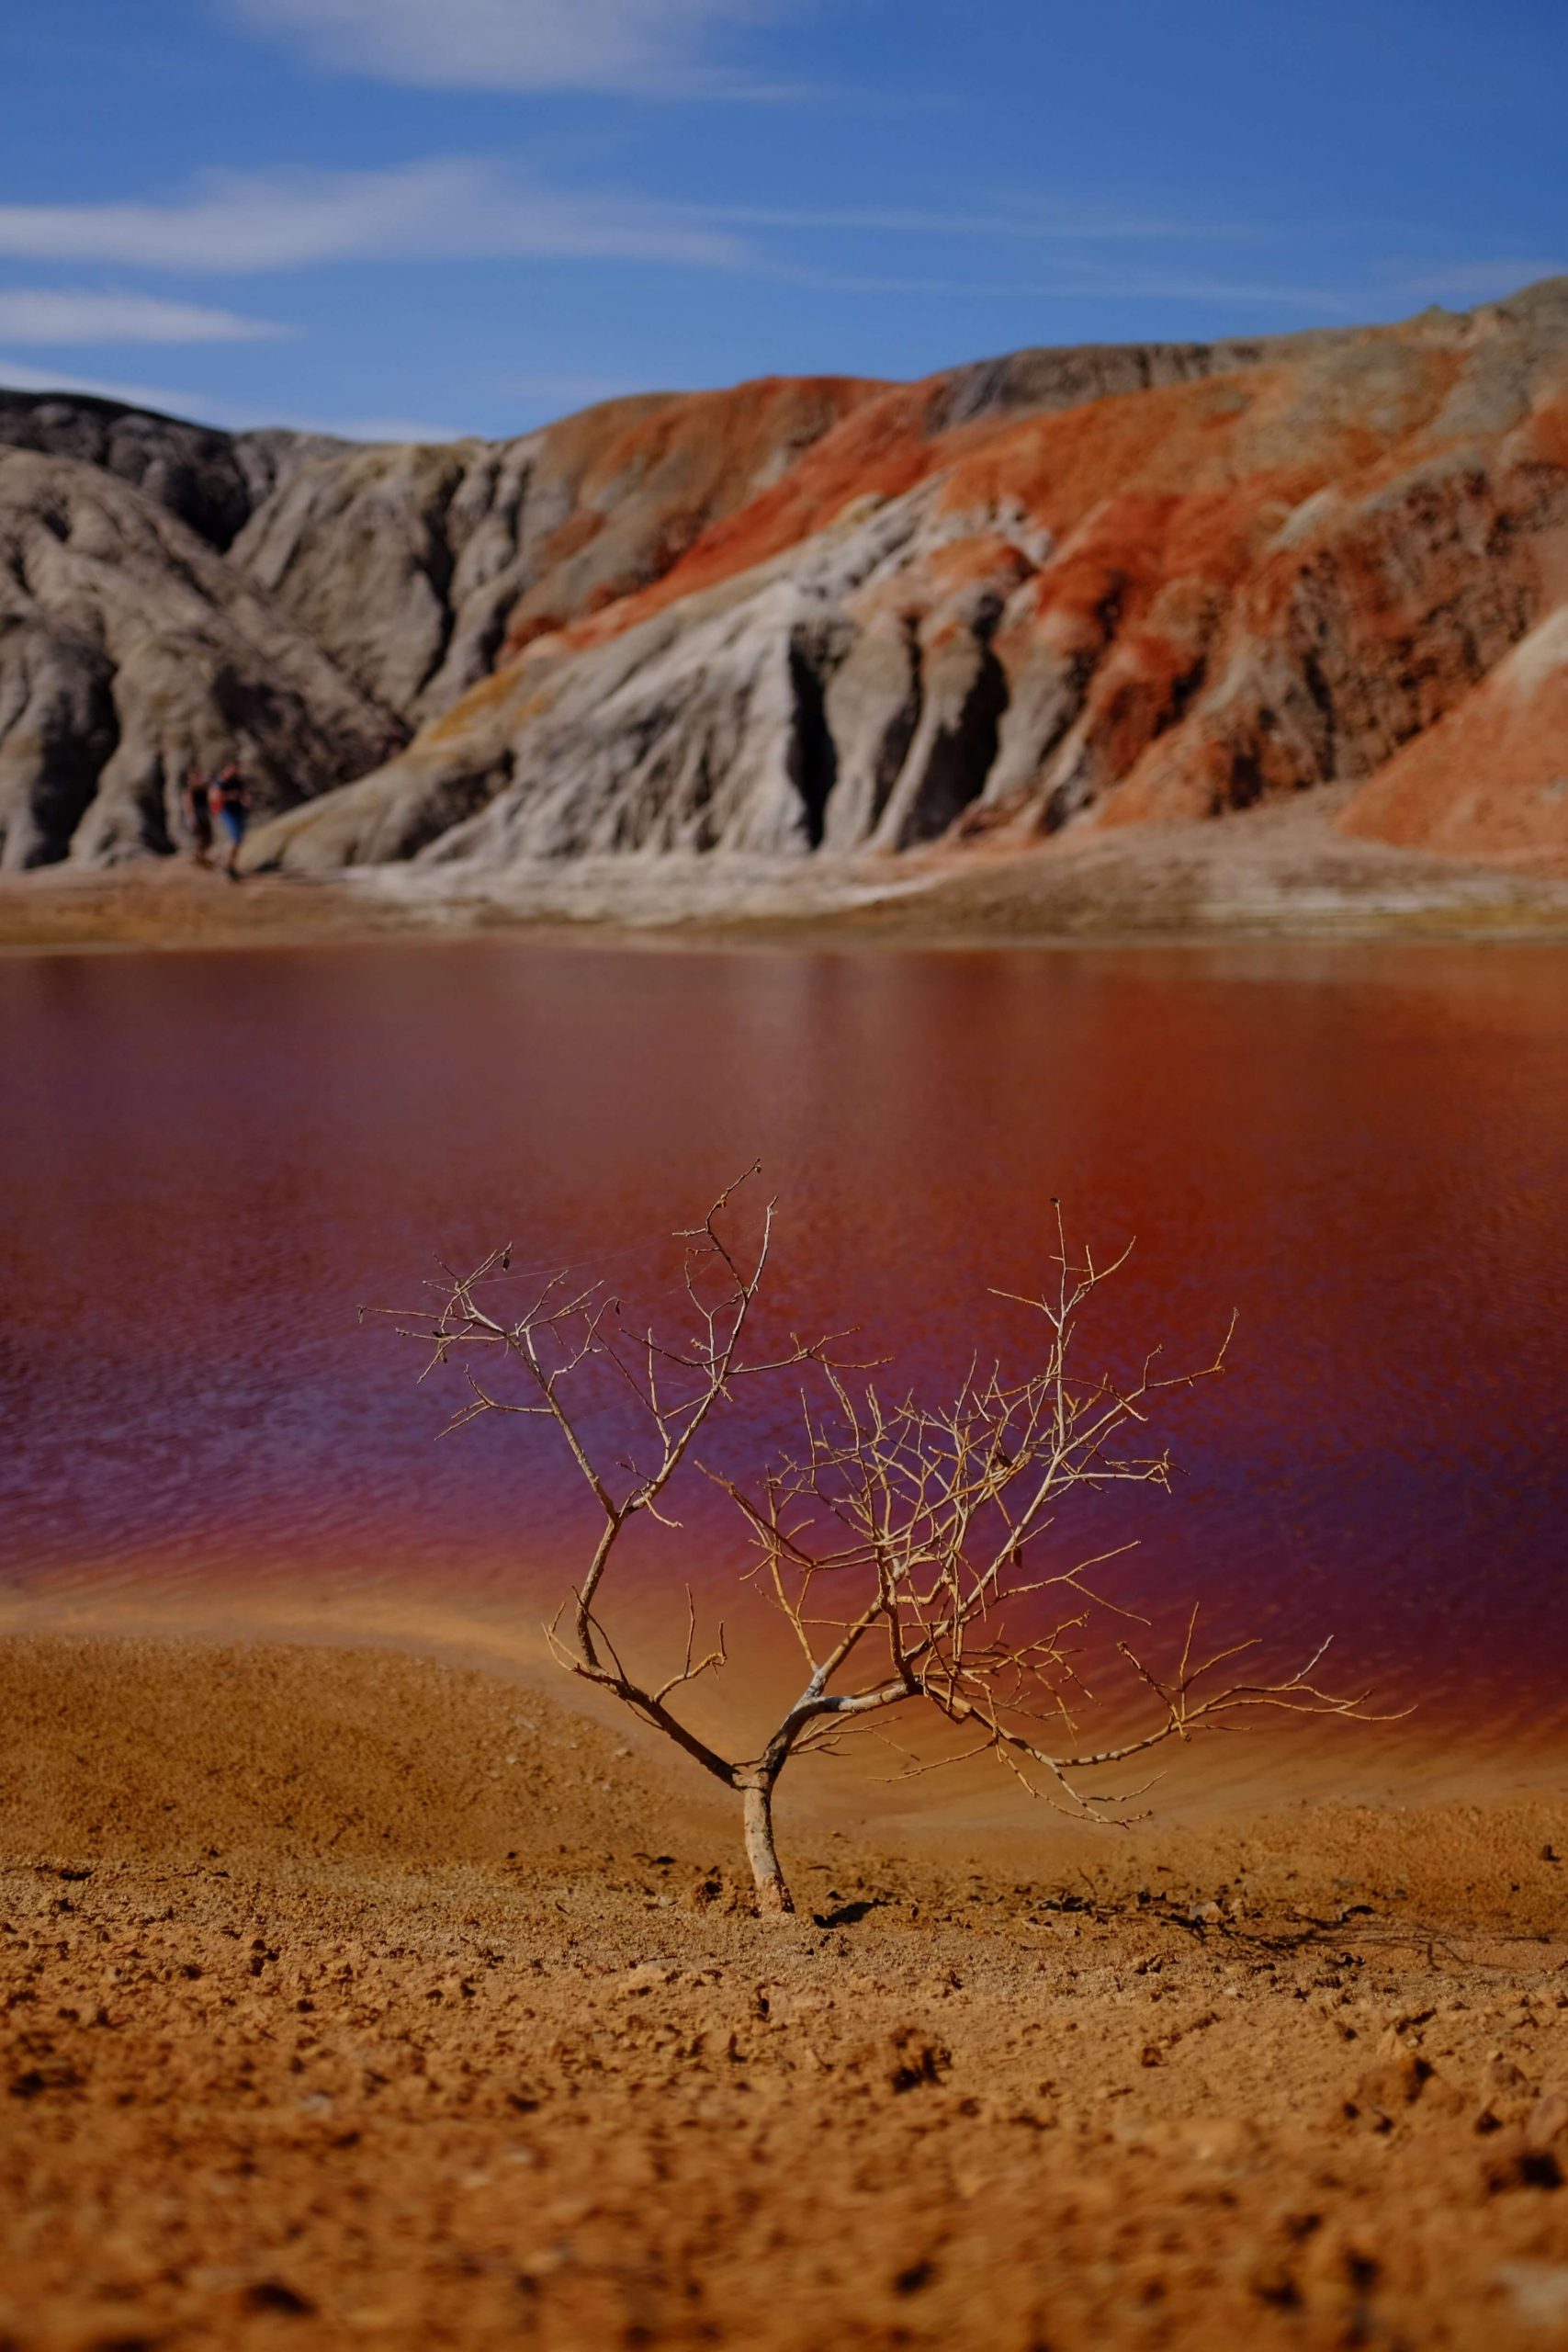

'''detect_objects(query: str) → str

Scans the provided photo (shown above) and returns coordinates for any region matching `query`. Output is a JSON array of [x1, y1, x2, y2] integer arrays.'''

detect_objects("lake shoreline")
[[6, 1589, 1566, 1817], [4, 1631, 1565, 2352], [4, 793, 1566, 956]]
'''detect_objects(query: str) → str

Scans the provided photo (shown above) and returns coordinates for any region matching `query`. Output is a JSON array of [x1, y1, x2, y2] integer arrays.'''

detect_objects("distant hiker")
[[182, 767, 213, 865], [209, 762, 250, 878]]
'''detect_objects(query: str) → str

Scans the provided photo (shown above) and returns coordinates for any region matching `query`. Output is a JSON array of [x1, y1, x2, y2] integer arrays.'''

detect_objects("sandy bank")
[[3, 795, 1567, 954], [3, 1633, 1565, 2351]]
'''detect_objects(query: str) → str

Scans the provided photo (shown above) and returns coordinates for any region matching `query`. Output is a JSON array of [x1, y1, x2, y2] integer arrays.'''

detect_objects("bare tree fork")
[[376, 1184, 1394, 1917]]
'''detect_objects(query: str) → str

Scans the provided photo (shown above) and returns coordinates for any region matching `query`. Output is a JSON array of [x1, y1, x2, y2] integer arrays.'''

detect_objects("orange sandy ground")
[[3, 1635, 1566, 2352]]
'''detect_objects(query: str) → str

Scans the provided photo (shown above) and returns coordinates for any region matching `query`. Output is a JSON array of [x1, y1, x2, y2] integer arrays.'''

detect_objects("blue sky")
[[3, 0, 1564, 440]]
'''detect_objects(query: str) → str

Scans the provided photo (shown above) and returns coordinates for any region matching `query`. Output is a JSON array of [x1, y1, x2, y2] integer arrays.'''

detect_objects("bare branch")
[[376, 1184, 1393, 1914]]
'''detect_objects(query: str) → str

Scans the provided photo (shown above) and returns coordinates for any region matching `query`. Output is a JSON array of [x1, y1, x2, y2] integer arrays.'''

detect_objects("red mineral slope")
[[550, 344, 1304, 657], [497, 373, 886, 650], [1339, 604, 1568, 864]]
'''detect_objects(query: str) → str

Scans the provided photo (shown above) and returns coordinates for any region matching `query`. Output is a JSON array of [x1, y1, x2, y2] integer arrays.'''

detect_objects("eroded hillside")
[[0, 377, 877, 867], [256, 283, 1568, 877], [3, 281, 1566, 877]]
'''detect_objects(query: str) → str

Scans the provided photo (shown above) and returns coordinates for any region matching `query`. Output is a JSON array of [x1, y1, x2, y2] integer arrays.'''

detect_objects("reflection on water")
[[1, 937, 1564, 1754]]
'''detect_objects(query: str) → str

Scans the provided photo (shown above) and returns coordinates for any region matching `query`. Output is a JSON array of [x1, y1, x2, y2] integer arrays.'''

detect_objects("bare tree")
[[381, 1178, 1381, 1915]]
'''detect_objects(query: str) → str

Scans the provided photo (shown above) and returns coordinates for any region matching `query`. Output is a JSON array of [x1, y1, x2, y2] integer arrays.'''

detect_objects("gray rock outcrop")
[[0, 374, 883, 864], [0, 449, 399, 868]]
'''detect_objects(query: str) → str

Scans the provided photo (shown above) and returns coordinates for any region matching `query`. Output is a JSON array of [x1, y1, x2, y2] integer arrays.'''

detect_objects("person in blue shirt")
[[209, 762, 251, 879]]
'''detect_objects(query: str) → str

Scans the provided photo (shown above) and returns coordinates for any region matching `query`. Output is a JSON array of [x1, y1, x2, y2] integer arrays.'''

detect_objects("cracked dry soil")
[[2, 1636, 1565, 2350]]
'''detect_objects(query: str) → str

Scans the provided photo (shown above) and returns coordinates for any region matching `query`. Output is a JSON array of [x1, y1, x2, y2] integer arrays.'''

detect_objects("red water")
[[1, 937, 1564, 1757]]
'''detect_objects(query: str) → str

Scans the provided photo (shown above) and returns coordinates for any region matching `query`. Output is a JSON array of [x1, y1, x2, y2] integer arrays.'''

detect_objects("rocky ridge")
[[262, 283, 1568, 878], [0, 447, 399, 865], [0, 377, 877, 867], [2, 283, 1565, 877]]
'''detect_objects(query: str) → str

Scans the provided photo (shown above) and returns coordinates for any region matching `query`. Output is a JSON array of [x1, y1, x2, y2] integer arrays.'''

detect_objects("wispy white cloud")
[[712, 201, 1261, 245], [769, 264, 1356, 315], [0, 355, 466, 441], [0, 288, 291, 343], [0, 164, 1266, 285], [0, 157, 1382, 345], [0, 161, 748, 275], [224, 0, 793, 96]]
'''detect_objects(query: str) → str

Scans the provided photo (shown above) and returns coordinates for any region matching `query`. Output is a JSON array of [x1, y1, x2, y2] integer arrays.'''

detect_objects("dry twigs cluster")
[[380, 1177, 1380, 1914]]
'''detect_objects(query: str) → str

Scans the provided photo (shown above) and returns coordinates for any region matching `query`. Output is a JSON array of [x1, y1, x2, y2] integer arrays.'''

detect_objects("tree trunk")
[[739, 1776, 794, 1915]]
